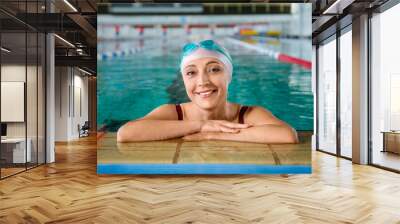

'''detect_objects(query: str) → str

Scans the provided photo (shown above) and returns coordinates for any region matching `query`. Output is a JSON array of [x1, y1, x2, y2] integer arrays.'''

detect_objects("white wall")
[[1, 64, 46, 164], [54, 67, 89, 141], [1, 82, 24, 122], [1, 65, 31, 138], [72, 73, 89, 138], [54, 66, 68, 141]]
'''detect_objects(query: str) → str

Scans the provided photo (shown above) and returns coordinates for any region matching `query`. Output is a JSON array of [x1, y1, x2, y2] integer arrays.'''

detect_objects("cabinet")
[[382, 131, 400, 154], [0, 138, 32, 164]]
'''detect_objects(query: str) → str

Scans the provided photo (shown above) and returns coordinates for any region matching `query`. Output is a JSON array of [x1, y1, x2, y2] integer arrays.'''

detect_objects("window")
[[339, 28, 352, 158], [370, 3, 400, 171], [317, 36, 337, 154], [0, 1, 46, 179]]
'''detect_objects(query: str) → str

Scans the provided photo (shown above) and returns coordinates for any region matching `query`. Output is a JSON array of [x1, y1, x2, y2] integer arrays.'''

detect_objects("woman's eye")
[[186, 71, 196, 76], [209, 66, 222, 73]]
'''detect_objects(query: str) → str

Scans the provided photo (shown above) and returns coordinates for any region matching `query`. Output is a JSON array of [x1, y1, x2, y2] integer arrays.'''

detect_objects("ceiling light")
[[1, 47, 11, 53], [78, 67, 92, 76], [63, 0, 78, 12], [322, 0, 354, 15], [54, 34, 75, 48]]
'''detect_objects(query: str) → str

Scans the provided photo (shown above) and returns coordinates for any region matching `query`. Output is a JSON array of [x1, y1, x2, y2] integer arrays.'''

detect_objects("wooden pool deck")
[[97, 132, 311, 174]]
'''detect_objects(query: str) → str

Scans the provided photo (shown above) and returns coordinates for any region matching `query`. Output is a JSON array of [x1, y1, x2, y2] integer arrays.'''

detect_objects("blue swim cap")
[[180, 40, 233, 81]]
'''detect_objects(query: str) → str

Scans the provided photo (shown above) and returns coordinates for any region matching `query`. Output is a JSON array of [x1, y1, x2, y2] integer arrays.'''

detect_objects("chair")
[[79, 121, 90, 138]]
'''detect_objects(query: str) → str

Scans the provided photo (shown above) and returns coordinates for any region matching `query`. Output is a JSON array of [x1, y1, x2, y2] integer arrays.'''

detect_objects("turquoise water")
[[98, 37, 313, 131]]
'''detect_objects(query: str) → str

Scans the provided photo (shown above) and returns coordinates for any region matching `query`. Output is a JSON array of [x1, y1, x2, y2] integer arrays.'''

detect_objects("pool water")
[[98, 37, 313, 131]]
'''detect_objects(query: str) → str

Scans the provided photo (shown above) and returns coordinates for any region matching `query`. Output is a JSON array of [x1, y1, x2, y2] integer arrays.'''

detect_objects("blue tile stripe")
[[97, 164, 312, 174]]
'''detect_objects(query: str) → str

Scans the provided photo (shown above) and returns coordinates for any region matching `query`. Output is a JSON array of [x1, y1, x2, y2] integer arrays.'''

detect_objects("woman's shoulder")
[[154, 104, 179, 111], [232, 103, 260, 115], [243, 105, 274, 116], [242, 105, 283, 125], [245, 105, 270, 114]]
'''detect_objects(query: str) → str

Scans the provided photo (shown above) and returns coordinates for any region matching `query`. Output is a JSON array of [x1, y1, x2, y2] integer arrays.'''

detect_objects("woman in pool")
[[117, 40, 298, 143]]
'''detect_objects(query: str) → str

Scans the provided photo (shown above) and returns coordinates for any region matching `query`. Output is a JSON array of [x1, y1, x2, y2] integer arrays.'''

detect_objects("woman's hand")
[[182, 132, 211, 141], [199, 120, 252, 133]]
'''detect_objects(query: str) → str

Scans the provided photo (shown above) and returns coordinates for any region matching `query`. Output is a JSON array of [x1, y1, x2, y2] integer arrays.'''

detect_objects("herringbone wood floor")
[[1, 136, 400, 223]]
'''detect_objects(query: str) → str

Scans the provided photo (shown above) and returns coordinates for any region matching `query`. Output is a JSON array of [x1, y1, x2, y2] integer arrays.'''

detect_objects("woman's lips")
[[195, 89, 217, 98]]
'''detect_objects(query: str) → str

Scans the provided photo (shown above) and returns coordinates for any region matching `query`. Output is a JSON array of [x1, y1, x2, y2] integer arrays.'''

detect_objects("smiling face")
[[181, 57, 230, 110]]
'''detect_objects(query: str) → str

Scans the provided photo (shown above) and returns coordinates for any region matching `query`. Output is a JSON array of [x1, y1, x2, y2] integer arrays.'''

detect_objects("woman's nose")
[[197, 72, 210, 86]]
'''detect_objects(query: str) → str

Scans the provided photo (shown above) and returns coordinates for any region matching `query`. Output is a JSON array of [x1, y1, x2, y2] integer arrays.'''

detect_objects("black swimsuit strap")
[[176, 104, 183, 120], [238, 106, 249, 124]]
